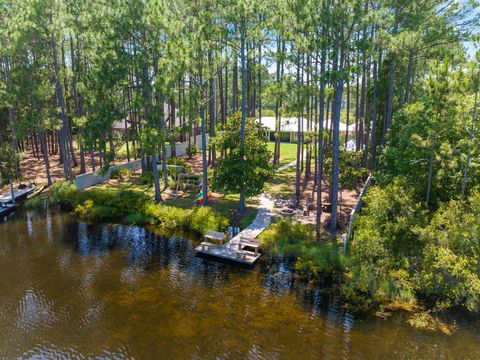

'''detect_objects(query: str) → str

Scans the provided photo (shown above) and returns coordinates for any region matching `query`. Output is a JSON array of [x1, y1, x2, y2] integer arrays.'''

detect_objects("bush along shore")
[[31, 181, 480, 332], [259, 186, 480, 333], [45, 181, 228, 237]]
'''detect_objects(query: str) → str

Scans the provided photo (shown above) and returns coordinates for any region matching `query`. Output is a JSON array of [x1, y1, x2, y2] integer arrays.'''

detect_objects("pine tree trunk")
[[40, 131, 52, 186], [316, 45, 327, 237], [239, 27, 247, 215], [369, 46, 380, 170], [329, 45, 346, 236], [52, 36, 73, 181]]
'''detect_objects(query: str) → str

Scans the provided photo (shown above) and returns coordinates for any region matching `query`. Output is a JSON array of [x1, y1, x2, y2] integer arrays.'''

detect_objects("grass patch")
[[264, 165, 297, 199], [267, 142, 298, 166]]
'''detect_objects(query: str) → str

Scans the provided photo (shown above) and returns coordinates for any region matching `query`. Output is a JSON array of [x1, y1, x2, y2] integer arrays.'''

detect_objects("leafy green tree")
[[212, 112, 273, 209], [0, 142, 17, 183]]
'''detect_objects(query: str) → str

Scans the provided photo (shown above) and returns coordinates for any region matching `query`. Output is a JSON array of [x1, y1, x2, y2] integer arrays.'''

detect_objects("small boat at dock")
[[26, 184, 45, 199]]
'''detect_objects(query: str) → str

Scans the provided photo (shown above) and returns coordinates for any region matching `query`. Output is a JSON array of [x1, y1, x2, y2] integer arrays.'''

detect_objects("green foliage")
[[324, 150, 369, 190], [144, 203, 191, 229], [190, 206, 229, 236], [123, 212, 147, 224], [25, 197, 45, 208], [212, 112, 274, 198], [144, 203, 228, 235], [186, 144, 198, 159], [346, 182, 480, 313], [379, 60, 478, 205], [166, 157, 192, 187], [139, 171, 154, 185], [259, 219, 347, 275], [49, 181, 80, 207], [166, 157, 192, 173], [417, 246, 480, 312], [343, 180, 427, 310], [49, 181, 227, 235], [111, 168, 131, 181], [0, 143, 19, 184], [413, 189, 480, 311]]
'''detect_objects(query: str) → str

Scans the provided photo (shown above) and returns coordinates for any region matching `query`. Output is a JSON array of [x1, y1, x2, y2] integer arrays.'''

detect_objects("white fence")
[[75, 134, 209, 190], [343, 174, 373, 252]]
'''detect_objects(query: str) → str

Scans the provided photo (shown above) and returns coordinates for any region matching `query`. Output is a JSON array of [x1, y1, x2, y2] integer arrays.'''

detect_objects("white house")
[[258, 116, 356, 143]]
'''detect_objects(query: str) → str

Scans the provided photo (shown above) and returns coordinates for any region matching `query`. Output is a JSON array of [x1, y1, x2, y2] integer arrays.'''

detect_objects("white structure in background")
[[346, 139, 357, 151], [258, 116, 356, 143]]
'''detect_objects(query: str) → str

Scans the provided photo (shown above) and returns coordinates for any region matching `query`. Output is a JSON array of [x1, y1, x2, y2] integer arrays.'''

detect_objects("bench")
[[238, 238, 260, 255], [199, 241, 216, 251], [204, 230, 226, 245]]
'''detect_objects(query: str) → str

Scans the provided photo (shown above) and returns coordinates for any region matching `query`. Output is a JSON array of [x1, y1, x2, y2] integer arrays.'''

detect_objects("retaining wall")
[[75, 134, 209, 190]]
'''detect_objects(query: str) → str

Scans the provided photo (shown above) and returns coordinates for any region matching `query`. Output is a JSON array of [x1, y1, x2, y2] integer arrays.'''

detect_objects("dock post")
[[9, 179, 15, 205]]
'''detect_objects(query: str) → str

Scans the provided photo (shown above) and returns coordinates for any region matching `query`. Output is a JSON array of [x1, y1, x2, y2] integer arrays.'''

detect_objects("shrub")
[[259, 219, 346, 275], [49, 181, 80, 208], [139, 171, 154, 185], [111, 168, 131, 181], [144, 202, 227, 235], [48, 181, 227, 235], [416, 246, 480, 312], [343, 180, 426, 310], [25, 197, 45, 208], [186, 144, 198, 159], [189, 206, 228, 235], [167, 157, 192, 173], [123, 212, 146, 224], [144, 202, 190, 229]]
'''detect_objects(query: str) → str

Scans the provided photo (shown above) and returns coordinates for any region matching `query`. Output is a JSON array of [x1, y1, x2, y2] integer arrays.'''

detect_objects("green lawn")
[[264, 165, 297, 200], [168, 190, 259, 229], [267, 141, 298, 166]]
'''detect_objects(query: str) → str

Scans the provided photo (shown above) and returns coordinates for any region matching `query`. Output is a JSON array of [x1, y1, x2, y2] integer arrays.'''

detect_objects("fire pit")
[[280, 208, 295, 217]]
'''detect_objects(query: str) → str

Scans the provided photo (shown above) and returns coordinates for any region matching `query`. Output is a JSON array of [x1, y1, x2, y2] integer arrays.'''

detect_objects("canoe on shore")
[[26, 184, 45, 200]]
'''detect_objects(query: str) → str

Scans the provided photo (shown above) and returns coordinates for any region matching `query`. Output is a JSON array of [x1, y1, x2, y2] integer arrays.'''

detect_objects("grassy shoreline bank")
[[42, 181, 229, 237]]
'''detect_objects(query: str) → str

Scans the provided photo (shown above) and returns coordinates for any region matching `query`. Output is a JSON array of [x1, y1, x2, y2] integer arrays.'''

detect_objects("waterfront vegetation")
[[48, 180, 228, 236], [259, 219, 347, 276], [1, 0, 480, 336]]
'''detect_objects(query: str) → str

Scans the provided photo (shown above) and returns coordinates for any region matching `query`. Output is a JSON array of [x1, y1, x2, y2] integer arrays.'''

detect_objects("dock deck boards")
[[0, 185, 36, 204], [194, 159, 297, 266], [195, 242, 261, 265]]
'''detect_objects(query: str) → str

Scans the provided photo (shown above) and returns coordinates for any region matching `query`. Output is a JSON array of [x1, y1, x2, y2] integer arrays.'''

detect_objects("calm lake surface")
[[1, 206, 479, 359]]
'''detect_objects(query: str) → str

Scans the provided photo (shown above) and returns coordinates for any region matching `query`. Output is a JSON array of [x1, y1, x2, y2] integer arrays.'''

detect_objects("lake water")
[[1, 206, 479, 359]]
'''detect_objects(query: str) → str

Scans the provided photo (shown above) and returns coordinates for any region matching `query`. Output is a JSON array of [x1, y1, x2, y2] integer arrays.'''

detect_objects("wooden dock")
[[195, 193, 274, 266], [195, 159, 297, 266], [195, 241, 261, 265], [0, 185, 36, 204]]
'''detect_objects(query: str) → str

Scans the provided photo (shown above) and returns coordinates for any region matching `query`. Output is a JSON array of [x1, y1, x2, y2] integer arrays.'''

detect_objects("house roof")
[[258, 116, 356, 133]]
